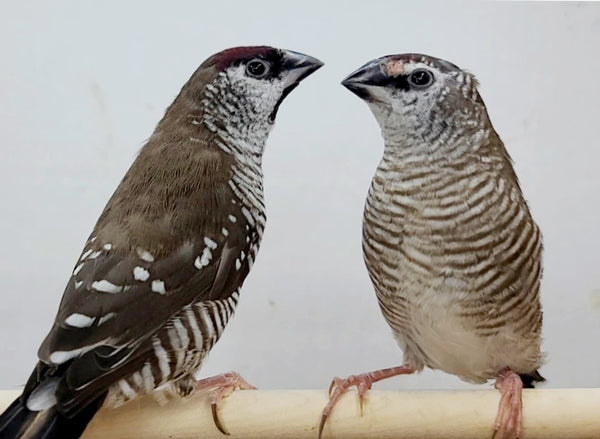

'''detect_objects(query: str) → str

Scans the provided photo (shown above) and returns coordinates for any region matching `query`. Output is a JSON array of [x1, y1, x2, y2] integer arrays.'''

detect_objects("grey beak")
[[341, 58, 387, 99], [281, 50, 324, 87], [269, 50, 323, 122]]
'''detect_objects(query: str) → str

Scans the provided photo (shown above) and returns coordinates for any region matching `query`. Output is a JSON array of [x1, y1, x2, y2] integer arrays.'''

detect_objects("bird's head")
[[179, 46, 322, 131], [151, 46, 322, 161], [342, 54, 486, 144]]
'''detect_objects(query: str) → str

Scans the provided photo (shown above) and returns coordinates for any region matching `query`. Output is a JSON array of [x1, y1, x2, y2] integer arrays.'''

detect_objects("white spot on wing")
[[73, 263, 84, 276], [221, 228, 229, 237], [228, 214, 237, 223], [137, 248, 155, 262], [65, 313, 95, 328], [49, 345, 96, 364], [98, 312, 117, 325], [133, 266, 150, 281], [103, 243, 112, 250], [26, 378, 60, 411], [80, 249, 92, 260], [75, 280, 83, 289], [235, 259, 241, 270], [204, 237, 217, 249], [195, 246, 212, 269], [92, 280, 124, 294], [151, 280, 166, 294]]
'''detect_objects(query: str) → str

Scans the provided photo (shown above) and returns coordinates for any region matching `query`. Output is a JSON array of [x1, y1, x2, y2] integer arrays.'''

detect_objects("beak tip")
[[340, 59, 387, 99], [308, 56, 324, 72]]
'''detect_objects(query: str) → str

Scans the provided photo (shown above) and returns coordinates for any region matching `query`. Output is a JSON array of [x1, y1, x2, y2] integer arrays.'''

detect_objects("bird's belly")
[[403, 304, 498, 383], [394, 293, 541, 383]]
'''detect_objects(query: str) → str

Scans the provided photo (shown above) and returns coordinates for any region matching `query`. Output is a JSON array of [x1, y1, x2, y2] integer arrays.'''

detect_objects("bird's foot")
[[492, 368, 523, 439], [318, 364, 413, 439], [195, 371, 257, 435]]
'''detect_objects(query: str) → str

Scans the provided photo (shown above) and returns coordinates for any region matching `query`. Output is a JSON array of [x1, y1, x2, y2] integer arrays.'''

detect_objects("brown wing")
[[33, 201, 259, 416]]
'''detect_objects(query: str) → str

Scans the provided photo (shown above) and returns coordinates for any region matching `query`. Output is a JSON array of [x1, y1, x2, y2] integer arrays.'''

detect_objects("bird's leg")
[[492, 367, 524, 439], [318, 364, 414, 439], [194, 371, 257, 435]]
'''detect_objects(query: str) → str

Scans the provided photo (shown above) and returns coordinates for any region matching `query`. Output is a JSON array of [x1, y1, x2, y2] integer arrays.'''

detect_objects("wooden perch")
[[1, 388, 599, 438]]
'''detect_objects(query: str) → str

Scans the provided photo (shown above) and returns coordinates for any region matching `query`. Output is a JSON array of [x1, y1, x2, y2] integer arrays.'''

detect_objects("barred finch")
[[0, 46, 322, 439], [319, 54, 543, 439]]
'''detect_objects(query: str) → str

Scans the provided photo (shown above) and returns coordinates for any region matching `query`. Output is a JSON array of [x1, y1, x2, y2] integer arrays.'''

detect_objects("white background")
[[0, 2, 599, 392]]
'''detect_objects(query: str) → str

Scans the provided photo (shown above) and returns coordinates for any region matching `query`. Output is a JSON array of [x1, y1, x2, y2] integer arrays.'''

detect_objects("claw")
[[212, 402, 230, 435], [195, 371, 256, 436], [318, 412, 329, 439], [317, 365, 413, 439]]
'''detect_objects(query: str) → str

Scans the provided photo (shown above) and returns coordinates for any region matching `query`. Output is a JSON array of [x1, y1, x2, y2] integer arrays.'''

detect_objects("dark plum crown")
[[207, 46, 279, 70]]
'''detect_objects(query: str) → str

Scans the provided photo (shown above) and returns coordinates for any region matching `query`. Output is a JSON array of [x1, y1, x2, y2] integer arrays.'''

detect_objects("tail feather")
[[0, 396, 33, 438], [519, 369, 546, 389], [0, 393, 105, 439]]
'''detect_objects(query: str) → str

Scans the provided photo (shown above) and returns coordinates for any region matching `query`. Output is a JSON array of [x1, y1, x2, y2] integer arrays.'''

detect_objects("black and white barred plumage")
[[0, 46, 322, 439]]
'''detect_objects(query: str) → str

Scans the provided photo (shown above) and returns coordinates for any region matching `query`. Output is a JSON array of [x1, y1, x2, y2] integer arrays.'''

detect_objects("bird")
[[318, 54, 544, 439], [0, 46, 322, 439]]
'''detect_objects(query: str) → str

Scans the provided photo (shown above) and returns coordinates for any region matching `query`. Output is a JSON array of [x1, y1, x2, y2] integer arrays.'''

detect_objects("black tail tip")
[[519, 370, 545, 389]]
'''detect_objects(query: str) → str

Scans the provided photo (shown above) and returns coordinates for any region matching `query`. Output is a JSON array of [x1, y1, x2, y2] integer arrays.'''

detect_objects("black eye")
[[246, 59, 269, 79], [408, 69, 434, 88]]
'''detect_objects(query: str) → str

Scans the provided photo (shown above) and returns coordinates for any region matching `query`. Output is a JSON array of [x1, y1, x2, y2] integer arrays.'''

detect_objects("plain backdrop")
[[0, 2, 599, 393]]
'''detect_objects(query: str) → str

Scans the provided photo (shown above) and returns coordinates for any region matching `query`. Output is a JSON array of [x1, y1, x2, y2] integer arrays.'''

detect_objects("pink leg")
[[492, 368, 524, 439], [195, 371, 257, 435], [318, 364, 414, 439]]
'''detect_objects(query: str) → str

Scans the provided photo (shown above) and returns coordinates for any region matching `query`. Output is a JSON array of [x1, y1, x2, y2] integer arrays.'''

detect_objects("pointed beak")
[[281, 50, 324, 88], [269, 50, 323, 122], [341, 58, 387, 100]]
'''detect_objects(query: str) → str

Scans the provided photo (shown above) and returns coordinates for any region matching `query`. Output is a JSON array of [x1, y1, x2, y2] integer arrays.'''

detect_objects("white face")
[[368, 61, 462, 135], [344, 56, 482, 145], [205, 51, 321, 130], [224, 62, 287, 125], [200, 49, 322, 157]]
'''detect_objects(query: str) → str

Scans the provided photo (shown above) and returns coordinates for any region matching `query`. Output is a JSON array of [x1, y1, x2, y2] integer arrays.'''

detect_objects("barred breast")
[[363, 143, 543, 383]]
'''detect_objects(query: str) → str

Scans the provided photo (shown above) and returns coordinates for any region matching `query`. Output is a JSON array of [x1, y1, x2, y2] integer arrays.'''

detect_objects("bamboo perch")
[[1, 388, 599, 438]]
